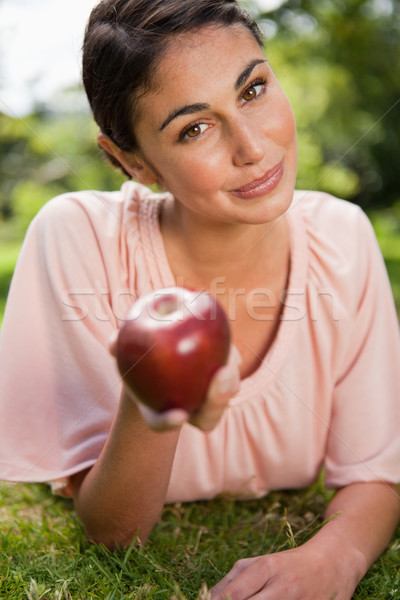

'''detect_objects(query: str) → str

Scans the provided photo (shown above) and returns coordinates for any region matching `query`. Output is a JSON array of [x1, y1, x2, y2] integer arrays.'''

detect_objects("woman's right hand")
[[188, 344, 242, 431], [110, 331, 241, 433]]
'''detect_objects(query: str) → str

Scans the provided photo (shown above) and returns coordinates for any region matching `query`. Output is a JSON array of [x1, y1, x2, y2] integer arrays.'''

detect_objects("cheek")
[[268, 92, 297, 149], [165, 147, 228, 194]]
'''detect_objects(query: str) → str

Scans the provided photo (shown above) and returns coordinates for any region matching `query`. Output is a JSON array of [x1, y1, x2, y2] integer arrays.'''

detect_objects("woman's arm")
[[321, 481, 400, 575], [210, 481, 400, 600], [70, 346, 241, 549], [70, 390, 182, 548]]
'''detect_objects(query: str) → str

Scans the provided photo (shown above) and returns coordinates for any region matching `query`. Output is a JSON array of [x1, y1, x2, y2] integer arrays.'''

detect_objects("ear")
[[97, 133, 158, 185]]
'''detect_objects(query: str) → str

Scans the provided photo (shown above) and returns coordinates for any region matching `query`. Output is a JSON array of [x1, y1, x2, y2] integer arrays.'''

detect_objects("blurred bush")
[[0, 0, 399, 241], [0, 106, 125, 239], [254, 0, 400, 209]]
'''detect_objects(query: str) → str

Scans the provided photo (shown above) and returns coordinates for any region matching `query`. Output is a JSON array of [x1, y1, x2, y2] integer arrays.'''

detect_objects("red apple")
[[116, 287, 231, 413]]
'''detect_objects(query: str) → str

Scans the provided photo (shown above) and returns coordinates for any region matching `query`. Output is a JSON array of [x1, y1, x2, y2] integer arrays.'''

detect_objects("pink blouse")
[[0, 181, 399, 502]]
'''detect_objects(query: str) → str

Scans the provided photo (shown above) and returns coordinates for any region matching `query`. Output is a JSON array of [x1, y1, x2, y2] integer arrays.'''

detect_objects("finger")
[[122, 385, 190, 431], [208, 342, 242, 402], [210, 558, 252, 598], [188, 371, 237, 431], [188, 346, 242, 431], [210, 557, 267, 600], [136, 402, 189, 431], [108, 329, 119, 357], [214, 343, 242, 398], [212, 362, 241, 398], [227, 343, 243, 369]]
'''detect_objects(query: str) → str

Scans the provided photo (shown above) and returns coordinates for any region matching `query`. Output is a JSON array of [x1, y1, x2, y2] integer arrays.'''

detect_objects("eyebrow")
[[159, 58, 267, 132], [234, 59, 266, 91], [159, 103, 210, 132]]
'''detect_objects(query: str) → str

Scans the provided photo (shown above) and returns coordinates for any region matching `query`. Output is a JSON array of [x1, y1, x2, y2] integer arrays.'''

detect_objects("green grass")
[[0, 481, 399, 599], [368, 208, 400, 315], [0, 211, 400, 599]]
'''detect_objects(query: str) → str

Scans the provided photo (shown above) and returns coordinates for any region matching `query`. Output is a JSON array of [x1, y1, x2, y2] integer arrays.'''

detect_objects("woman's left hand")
[[211, 482, 400, 600], [210, 544, 358, 600]]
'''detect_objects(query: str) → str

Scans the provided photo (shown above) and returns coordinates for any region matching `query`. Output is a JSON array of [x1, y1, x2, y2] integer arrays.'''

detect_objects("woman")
[[0, 1, 399, 598]]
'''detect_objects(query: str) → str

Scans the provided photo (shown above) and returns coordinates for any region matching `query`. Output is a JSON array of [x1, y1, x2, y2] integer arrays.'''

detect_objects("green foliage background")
[[0, 111, 125, 240], [1, 0, 399, 239], [258, 0, 400, 210]]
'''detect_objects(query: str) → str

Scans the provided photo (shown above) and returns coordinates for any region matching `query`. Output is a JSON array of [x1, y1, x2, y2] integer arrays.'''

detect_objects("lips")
[[232, 160, 284, 199]]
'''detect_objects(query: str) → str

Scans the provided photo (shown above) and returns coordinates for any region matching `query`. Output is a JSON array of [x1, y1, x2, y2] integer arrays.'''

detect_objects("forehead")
[[146, 24, 265, 99]]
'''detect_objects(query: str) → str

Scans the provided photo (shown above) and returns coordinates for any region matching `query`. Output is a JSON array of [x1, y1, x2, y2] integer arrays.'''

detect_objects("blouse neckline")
[[138, 191, 309, 402]]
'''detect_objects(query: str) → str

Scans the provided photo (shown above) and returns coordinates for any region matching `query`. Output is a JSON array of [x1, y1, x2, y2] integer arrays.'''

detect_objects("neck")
[[160, 197, 290, 291]]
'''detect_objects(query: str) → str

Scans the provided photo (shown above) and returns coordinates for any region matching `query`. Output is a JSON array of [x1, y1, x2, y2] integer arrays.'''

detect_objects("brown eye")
[[186, 124, 202, 138], [240, 81, 265, 106], [243, 86, 257, 101], [180, 122, 208, 141]]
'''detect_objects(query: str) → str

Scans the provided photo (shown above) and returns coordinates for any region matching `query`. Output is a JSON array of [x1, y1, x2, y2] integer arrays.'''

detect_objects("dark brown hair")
[[82, 0, 264, 174]]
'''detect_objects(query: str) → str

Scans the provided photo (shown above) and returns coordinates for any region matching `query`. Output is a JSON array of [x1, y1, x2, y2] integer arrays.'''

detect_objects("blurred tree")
[[254, 0, 400, 209], [1, 0, 399, 240], [0, 104, 125, 238]]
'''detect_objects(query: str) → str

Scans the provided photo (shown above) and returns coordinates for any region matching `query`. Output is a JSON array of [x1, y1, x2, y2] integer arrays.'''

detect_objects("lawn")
[[0, 480, 399, 599], [0, 211, 400, 599]]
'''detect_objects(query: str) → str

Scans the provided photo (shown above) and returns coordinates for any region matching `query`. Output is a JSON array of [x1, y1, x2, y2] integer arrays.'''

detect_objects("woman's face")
[[132, 24, 298, 226]]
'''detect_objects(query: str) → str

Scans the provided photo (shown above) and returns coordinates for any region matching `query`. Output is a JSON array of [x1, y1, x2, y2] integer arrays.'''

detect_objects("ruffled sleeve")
[[0, 183, 146, 484]]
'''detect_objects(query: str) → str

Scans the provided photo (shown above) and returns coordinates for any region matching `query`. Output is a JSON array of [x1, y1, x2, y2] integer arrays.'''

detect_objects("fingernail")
[[217, 372, 236, 395], [232, 345, 243, 366]]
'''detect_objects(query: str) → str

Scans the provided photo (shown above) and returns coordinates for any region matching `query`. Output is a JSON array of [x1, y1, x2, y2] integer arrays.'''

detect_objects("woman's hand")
[[188, 344, 241, 431], [109, 331, 241, 432], [210, 543, 358, 600], [211, 481, 400, 600]]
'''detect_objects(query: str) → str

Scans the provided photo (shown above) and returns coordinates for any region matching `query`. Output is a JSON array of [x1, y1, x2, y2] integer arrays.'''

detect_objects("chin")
[[234, 187, 295, 225]]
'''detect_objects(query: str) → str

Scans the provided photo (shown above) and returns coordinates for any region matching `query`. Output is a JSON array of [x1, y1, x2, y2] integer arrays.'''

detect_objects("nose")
[[230, 117, 265, 167]]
